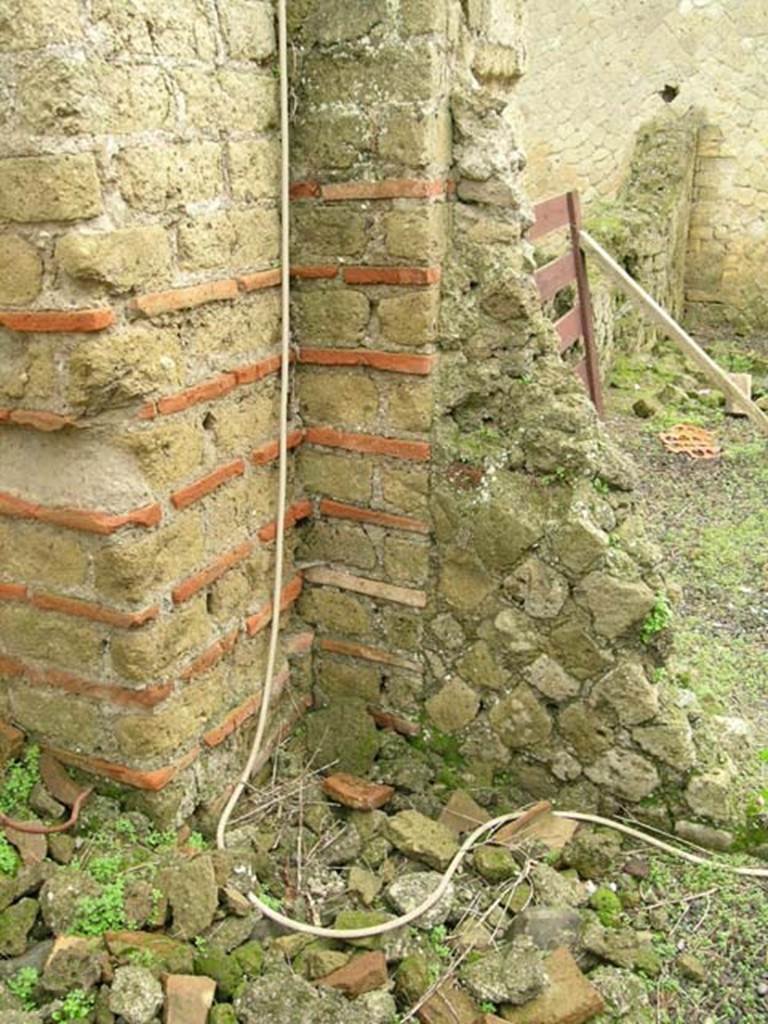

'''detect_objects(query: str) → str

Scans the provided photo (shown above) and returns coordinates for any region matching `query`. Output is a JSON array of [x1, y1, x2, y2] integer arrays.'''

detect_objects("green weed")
[[0, 835, 20, 876], [52, 989, 96, 1022], [641, 594, 673, 644], [71, 879, 126, 936], [7, 966, 39, 1010], [0, 745, 40, 815]]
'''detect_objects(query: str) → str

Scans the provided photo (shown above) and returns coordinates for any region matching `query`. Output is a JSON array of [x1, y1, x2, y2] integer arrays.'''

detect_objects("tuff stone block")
[[221, 1, 276, 60], [90, 0, 217, 60], [118, 144, 223, 212], [228, 140, 280, 202], [0, 0, 82, 51], [67, 328, 183, 413], [378, 108, 451, 168], [110, 597, 210, 683], [0, 603, 104, 675], [56, 227, 172, 294], [378, 290, 440, 344], [292, 208, 367, 260], [175, 69, 277, 133], [17, 58, 171, 135], [301, 43, 442, 105], [0, 520, 89, 587], [293, 289, 370, 344], [0, 235, 43, 305], [299, 450, 374, 503], [177, 209, 280, 271], [0, 155, 102, 222], [384, 207, 448, 262], [300, 369, 379, 429], [380, 463, 429, 514], [386, 379, 433, 432], [117, 419, 206, 491], [299, 588, 373, 638]]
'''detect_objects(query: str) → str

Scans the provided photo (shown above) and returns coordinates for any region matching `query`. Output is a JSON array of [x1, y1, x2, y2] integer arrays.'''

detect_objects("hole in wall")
[[206, 591, 214, 615], [202, 412, 217, 430], [659, 84, 680, 104]]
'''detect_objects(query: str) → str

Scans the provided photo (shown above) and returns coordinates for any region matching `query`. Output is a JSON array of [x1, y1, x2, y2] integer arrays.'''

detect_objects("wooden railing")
[[531, 191, 604, 415]]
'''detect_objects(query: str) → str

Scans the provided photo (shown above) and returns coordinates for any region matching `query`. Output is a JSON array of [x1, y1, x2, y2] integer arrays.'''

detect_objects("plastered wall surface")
[[517, 0, 768, 331]]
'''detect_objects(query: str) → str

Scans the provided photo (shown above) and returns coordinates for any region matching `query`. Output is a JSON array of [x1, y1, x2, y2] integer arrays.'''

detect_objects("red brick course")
[[306, 426, 431, 461], [245, 573, 304, 636], [172, 541, 253, 605], [298, 348, 436, 375], [132, 279, 238, 317], [342, 266, 441, 286], [0, 654, 172, 709], [0, 309, 115, 332], [171, 459, 246, 511], [250, 428, 305, 465], [257, 499, 313, 542], [0, 491, 161, 534], [45, 744, 201, 792], [319, 498, 429, 534]]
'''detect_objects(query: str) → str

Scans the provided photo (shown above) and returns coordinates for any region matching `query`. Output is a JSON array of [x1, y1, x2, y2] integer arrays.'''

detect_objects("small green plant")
[[641, 594, 673, 644], [52, 988, 96, 1022], [193, 935, 209, 954], [127, 948, 159, 970], [0, 834, 20, 876], [257, 890, 283, 912], [187, 831, 207, 852], [7, 966, 39, 1010], [479, 1002, 497, 1014], [590, 886, 623, 928], [427, 925, 451, 961], [592, 476, 611, 495], [114, 818, 139, 843], [72, 879, 126, 936], [0, 745, 40, 814], [87, 855, 123, 884], [145, 829, 176, 850]]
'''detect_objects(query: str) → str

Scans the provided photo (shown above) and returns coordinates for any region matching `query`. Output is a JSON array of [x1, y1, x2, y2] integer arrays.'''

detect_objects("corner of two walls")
[[0, 0, 739, 837]]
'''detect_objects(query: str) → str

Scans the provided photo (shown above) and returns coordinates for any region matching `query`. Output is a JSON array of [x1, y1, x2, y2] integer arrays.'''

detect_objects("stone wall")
[[0, 0, 312, 821], [517, 0, 768, 333], [290, 1, 732, 839], [0, 0, 738, 834]]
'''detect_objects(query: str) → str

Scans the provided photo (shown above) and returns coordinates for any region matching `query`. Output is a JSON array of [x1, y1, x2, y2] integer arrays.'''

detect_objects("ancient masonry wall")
[[291, 1, 735, 841], [0, 0, 312, 821], [517, 0, 768, 333], [0, 0, 736, 834]]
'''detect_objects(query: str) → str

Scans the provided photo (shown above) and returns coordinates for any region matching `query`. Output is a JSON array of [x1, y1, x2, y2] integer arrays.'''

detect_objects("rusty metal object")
[[0, 785, 92, 835]]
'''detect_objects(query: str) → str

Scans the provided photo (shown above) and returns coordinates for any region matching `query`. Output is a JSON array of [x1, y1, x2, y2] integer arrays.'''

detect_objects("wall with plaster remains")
[[517, 0, 768, 332], [0, 0, 741, 835]]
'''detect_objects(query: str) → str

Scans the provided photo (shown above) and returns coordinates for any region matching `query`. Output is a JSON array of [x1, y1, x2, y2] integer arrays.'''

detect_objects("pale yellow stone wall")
[[517, 0, 768, 330]]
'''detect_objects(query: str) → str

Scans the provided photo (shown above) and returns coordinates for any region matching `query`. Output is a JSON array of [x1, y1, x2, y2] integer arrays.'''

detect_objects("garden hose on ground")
[[215, 0, 768, 945]]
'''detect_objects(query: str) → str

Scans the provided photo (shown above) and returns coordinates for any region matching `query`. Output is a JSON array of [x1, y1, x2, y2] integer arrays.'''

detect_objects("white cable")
[[215, 0, 292, 854], [217, 0, 768, 942]]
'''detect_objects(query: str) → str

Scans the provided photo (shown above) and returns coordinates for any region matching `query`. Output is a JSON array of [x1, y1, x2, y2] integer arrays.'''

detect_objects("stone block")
[[18, 58, 171, 135], [228, 140, 280, 202], [175, 68, 277, 132], [298, 587, 373, 637], [301, 42, 441, 105], [589, 661, 659, 726], [489, 685, 553, 750], [426, 678, 479, 733], [118, 143, 222, 212], [305, 698, 379, 775], [67, 328, 183, 413], [378, 108, 451, 168], [56, 226, 172, 293], [292, 207, 367, 260], [378, 289, 439, 344], [0, 603, 104, 674], [400, 0, 449, 34], [0, 234, 43, 304], [94, 514, 205, 602], [500, 946, 604, 1023], [0, 520, 89, 587], [0, 0, 81, 51], [300, 369, 379, 429], [165, 974, 216, 1024], [178, 208, 280, 271], [315, 656, 381, 703], [584, 749, 660, 803], [383, 536, 430, 583], [386, 378, 433, 431], [0, 154, 102, 222], [117, 419, 206, 491], [299, 521, 378, 571], [209, 389, 278, 458], [293, 289, 370, 344], [110, 597, 210, 682], [10, 685, 101, 750], [90, 0, 217, 60], [384, 207, 448, 262], [221, 1, 275, 59], [577, 573, 656, 639], [380, 463, 429, 513], [297, 0, 388, 43], [292, 110, 371, 173]]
